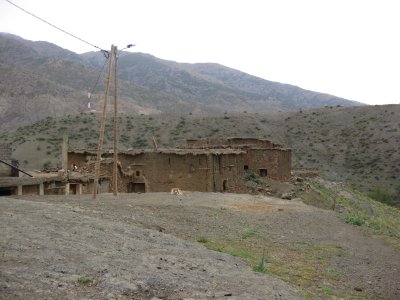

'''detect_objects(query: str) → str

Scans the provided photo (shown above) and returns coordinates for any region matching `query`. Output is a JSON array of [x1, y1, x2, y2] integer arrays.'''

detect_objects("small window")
[[244, 165, 249, 170], [136, 170, 141, 176], [259, 169, 267, 177]]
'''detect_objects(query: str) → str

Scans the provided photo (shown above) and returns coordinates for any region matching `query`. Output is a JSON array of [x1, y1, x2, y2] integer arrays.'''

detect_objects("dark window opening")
[[136, 170, 141, 176], [244, 165, 249, 170], [259, 169, 268, 177]]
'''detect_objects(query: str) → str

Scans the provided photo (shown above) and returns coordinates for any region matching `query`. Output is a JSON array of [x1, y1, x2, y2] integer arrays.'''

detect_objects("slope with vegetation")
[[1, 104, 399, 202]]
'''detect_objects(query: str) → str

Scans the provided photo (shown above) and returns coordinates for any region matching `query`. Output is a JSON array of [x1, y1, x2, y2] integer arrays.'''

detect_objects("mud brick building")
[[68, 138, 291, 194], [0, 143, 68, 196]]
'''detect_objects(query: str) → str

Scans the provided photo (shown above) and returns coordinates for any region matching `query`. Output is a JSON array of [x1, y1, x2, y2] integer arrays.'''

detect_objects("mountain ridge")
[[0, 33, 364, 130]]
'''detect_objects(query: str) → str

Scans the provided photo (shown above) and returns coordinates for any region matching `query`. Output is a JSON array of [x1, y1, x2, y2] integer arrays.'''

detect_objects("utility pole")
[[93, 45, 115, 199], [112, 46, 119, 196], [92, 43, 133, 199]]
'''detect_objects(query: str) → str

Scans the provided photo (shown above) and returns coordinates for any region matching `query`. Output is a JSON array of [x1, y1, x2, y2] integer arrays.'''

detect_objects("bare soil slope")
[[1, 192, 400, 299]]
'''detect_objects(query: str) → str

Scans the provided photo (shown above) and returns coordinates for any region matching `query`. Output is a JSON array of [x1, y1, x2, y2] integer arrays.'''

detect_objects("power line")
[[5, 0, 106, 52], [89, 56, 109, 95]]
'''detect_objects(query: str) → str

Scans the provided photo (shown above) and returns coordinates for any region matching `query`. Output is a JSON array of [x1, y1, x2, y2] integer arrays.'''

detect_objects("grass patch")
[[240, 229, 257, 240], [196, 236, 208, 243], [304, 180, 400, 244], [325, 268, 344, 279], [196, 233, 347, 299], [77, 275, 91, 284], [224, 247, 254, 259], [253, 252, 267, 272]]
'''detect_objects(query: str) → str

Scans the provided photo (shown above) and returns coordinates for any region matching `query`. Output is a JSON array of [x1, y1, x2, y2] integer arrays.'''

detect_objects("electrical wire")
[[5, 0, 106, 52], [89, 56, 109, 95]]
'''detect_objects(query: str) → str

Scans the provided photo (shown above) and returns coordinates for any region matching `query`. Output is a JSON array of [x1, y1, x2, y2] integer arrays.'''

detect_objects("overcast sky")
[[1, 0, 399, 105]]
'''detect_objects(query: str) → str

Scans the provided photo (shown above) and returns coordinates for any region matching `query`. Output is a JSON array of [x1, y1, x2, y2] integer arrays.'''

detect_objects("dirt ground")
[[1, 192, 400, 299]]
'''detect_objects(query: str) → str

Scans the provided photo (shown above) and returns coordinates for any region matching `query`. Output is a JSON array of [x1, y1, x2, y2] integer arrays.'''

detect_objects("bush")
[[244, 170, 263, 185], [77, 275, 91, 284], [368, 187, 396, 206], [197, 236, 208, 243], [345, 213, 365, 226]]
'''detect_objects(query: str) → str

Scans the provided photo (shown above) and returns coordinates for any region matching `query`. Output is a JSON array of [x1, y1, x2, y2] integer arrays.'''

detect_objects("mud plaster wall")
[[0, 144, 12, 177], [117, 152, 246, 193], [67, 153, 94, 172], [0, 164, 12, 177], [22, 184, 39, 195], [245, 149, 291, 181]]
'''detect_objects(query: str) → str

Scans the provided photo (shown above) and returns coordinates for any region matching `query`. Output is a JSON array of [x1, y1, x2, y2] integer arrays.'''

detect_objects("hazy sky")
[[1, 0, 399, 105]]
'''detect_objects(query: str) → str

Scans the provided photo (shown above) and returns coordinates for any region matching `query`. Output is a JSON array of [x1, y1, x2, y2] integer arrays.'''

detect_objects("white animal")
[[170, 188, 183, 195]]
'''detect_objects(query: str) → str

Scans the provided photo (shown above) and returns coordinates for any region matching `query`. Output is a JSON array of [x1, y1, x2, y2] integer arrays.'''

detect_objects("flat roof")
[[69, 148, 246, 156], [0, 176, 65, 188]]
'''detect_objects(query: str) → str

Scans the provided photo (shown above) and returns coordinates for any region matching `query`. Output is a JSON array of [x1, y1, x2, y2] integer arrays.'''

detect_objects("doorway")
[[222, 180, 228, 192], [127, 182, 146, 193]]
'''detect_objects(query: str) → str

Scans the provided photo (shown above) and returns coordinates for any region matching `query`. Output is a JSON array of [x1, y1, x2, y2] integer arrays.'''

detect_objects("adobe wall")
[[22, 184, 40, 195], [67, 152, 94, 172], [117, 152, 214, 192], [245, 149, 292, 181], [67, 151, 248, 194], [0, 143, 12, 177], [211, 153, 247, 193]]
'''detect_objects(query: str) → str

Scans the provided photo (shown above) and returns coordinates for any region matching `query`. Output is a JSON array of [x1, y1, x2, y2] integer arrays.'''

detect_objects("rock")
[[281, 192, 294, 200], [295, 177, 304, 182]]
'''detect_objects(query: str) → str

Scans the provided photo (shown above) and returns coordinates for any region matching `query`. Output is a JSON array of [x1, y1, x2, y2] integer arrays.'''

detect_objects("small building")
[[67, 138, 291, 194], [0, 143, 68, 196]]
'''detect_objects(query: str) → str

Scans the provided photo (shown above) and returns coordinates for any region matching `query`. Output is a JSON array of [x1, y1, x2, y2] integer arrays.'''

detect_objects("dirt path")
[[1, 192, 400, 299]]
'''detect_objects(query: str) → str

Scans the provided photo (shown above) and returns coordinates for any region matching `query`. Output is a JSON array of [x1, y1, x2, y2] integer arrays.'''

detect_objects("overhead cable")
[[5, 0, 106, 52], [89, 56, 109, 96]]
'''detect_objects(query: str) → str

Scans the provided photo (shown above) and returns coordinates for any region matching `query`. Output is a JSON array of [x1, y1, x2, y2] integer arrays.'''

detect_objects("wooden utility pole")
[[112, 46, 119, 196], [93, 45, 115, 199]]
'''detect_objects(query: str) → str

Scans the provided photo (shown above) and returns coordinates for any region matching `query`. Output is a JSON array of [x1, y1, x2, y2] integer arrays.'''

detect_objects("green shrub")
[[345, 213, 365, 226], [244, 170, 263, 185], [197, 236, 208, 243], [368, 187, 395, 206], [77, 275, 91, 284]]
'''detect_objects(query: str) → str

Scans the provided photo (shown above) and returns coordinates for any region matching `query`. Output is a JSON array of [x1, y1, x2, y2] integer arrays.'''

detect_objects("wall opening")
[[259, 169, 268, 177], [136, 170, 141, 176], [0, 187, 15, 196], [127, 182, 146, 193], [223, 180, 228, 192], [244, 165, 249, 170], [70, 184, 78, 195]]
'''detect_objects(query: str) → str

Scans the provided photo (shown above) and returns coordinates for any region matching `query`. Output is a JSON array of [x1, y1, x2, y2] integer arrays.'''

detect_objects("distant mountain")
[[0, 33, 363, 130]]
